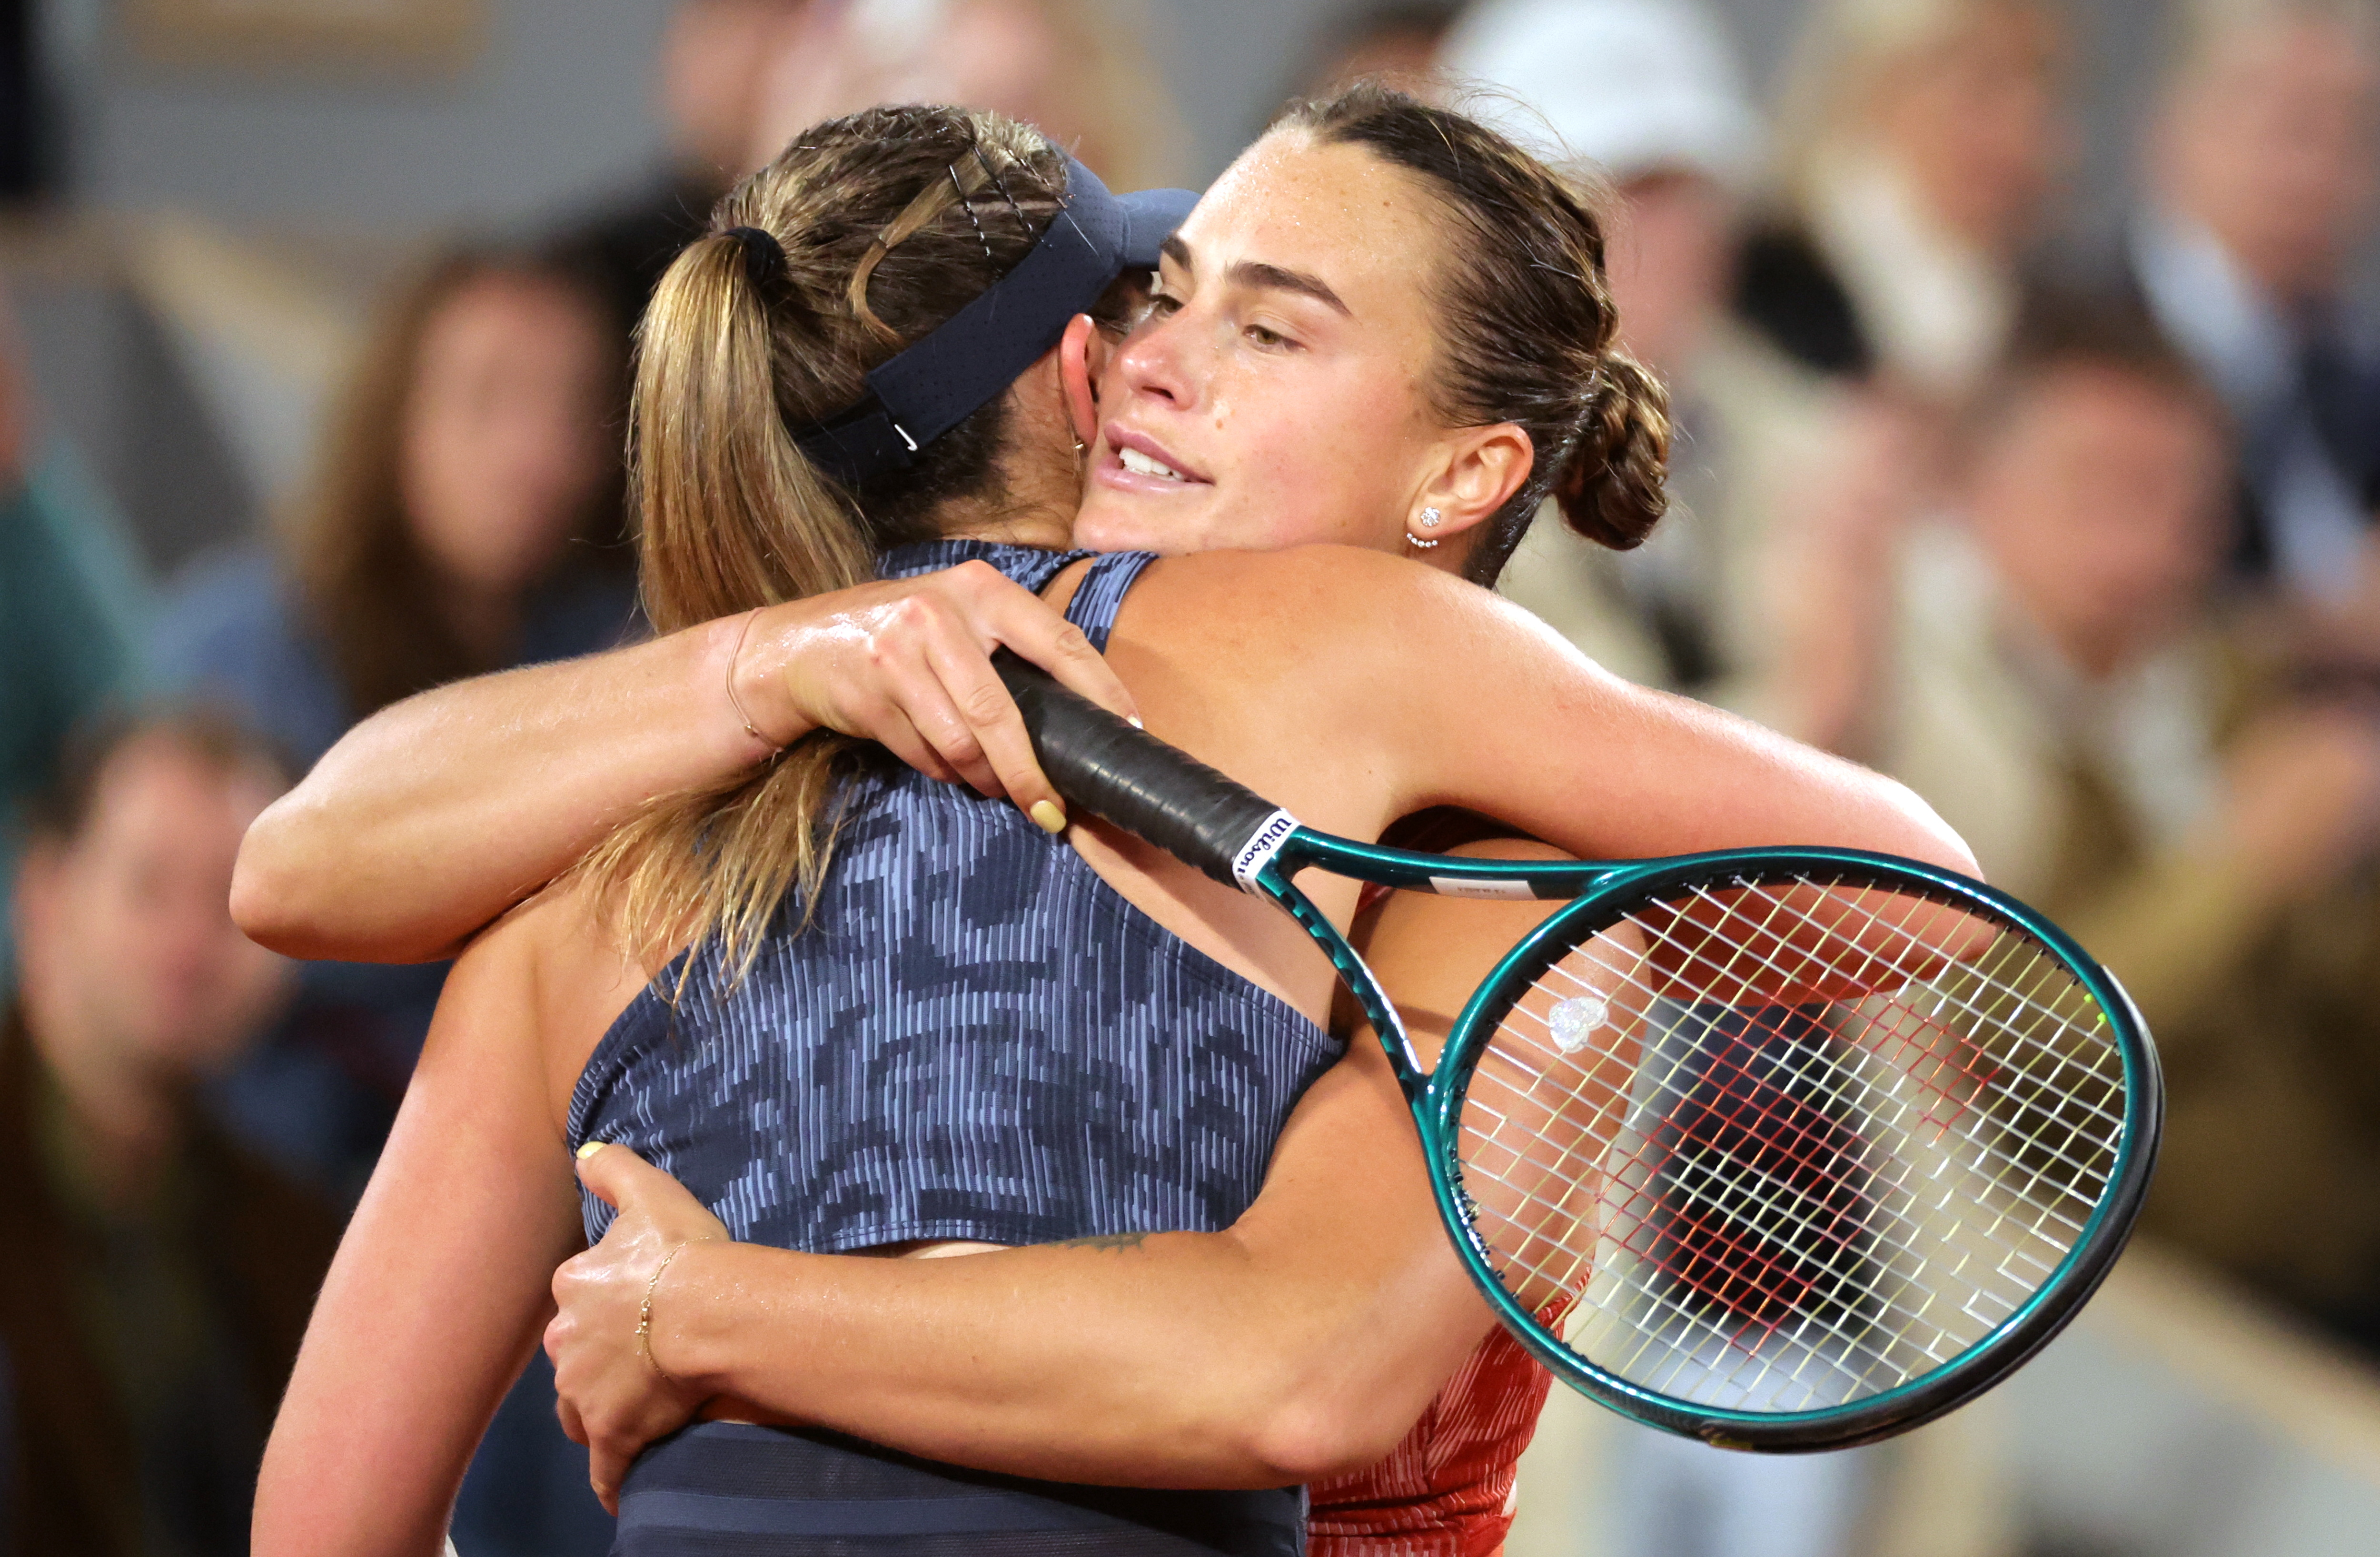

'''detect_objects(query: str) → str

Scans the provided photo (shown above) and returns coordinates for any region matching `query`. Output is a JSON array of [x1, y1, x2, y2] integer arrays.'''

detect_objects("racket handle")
[[995, 651, 1292, 890]]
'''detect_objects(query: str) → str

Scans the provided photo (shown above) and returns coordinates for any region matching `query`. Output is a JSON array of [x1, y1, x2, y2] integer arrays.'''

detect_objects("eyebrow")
[[1160, 235, 1352, 318]]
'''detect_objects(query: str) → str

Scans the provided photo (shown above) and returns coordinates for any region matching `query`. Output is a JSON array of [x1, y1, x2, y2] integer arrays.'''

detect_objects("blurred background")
[[3, 1, 2379, 1554]]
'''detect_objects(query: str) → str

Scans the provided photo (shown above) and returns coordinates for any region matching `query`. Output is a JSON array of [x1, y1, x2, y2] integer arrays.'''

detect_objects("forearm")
[[660, 1223, 1477, 1488], [256, 927, 585, 1555], [234, 561, 1144, 965], [234, 615, 772, 962]]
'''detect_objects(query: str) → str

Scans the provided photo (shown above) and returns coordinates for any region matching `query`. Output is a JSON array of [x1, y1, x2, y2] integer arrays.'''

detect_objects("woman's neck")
[[934, 456, 1080, 552], [941, 510, 1075, 550]]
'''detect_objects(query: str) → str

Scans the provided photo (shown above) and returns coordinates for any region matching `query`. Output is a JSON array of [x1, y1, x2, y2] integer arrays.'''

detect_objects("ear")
[[1411, 424, 1536, 542], [1059, 313, 1110, 449]]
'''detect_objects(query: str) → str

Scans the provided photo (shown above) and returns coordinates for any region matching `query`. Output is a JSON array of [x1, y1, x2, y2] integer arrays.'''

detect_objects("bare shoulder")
[[447, 872, 652, 1123], [1121, 545, 1629, 720], [1120, 545, 1542, 674]]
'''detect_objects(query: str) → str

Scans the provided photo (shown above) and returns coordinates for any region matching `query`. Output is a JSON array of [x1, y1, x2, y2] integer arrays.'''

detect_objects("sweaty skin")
[[552, 834, 1576, 1499], [255, 545, 1970, 1550], [253, 124, 1975, 1549]]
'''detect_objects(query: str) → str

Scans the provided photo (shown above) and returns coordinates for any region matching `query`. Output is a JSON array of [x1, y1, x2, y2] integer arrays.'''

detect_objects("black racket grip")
[[993, 651, 1291, 890]]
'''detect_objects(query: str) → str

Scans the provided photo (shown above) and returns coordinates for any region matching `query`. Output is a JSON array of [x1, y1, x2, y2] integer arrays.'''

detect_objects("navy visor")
[[795, 155, 1197, 487]]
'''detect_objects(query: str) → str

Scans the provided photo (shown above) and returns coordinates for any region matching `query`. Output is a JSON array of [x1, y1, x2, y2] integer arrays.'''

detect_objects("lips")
[[1101, 424, 1210, 490], [1119, 446, 1186, 481]]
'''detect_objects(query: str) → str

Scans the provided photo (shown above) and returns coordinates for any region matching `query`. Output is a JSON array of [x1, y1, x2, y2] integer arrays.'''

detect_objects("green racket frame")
[[1246, 834, 2161, 1451], [993, 654, 2163, 1451]]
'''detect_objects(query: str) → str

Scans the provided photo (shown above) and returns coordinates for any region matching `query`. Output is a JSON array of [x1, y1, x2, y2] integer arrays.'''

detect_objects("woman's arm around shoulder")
[[1126, 544, 1975, 875], [233, 563, 1139, 964]]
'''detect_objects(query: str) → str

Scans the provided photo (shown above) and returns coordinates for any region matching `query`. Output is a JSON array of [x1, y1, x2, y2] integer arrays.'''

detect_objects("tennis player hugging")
[[249, 88, 1969, 1557]]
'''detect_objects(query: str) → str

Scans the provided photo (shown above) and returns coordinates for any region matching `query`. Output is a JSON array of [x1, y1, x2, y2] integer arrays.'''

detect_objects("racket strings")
[[1475, 1021, 2033, 1401], [1478, 910, 2092, 1273], [1504, 957, 2104, 1399], [1624, 880, 2123, 1190], [1450, 870, 2127, 1415], [1519, 914, 2108, 1235]]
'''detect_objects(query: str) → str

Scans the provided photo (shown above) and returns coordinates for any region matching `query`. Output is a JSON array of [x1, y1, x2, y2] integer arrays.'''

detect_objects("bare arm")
[[610, 1036, 1464, 1488], [546, 843, 1572, 1499], [1400, 567, 1974, 873], [1102, 545, 1976, 878], [254, 909, 585, 1556], [234, 563, 1139, 964]]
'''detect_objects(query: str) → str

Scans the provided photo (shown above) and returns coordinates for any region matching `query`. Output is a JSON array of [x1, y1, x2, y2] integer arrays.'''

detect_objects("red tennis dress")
[[1305, 1324, 1554, 1557]]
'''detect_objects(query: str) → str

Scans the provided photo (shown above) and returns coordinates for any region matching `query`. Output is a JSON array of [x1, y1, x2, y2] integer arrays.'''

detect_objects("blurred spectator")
[[144, 242, 634, 1557], [149, 242, 634, 1195], [1739, 0, 2071, 405], [561, 0, 815, 331], [0, 286, 152, 995], [1451, 0, 1923, 753], [1454, 9, 1951, 1545], [1878, 298, 2380, 1346], [1293, 1, 1467, 98], [1, 707, 337, 1557], [744, 0, 1190, 190], [2101, 0, 2380, 613]]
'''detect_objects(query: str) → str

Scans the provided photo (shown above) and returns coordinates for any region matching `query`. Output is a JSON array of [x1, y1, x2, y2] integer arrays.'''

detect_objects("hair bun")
[[1556, 351, 1670, 551]]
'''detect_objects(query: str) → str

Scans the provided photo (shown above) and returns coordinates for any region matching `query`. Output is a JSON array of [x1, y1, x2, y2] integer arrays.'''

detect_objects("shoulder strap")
[[877, 539, 1091, 594], [1061, 551, 1158, 653]]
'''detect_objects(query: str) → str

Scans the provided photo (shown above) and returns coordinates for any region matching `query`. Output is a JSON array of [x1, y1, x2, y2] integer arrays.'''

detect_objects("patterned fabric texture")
[[1308, 1323, 1557, 1557], [568, 540, 1340, 1256]]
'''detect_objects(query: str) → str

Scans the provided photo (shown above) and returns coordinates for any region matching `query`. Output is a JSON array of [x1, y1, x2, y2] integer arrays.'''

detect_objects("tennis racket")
[[996, 655, 2161, 1451]]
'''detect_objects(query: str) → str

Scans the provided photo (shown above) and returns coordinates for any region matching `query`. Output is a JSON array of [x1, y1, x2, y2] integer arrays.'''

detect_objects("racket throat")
[[1258, 870, 1430, 1097]]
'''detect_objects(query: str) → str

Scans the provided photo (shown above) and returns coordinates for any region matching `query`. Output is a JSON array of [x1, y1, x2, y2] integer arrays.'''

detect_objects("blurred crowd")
[[2, 0, 2378, 1553]]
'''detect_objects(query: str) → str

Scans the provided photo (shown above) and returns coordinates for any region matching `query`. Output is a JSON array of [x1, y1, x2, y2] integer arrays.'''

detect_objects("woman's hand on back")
[[740, 558, 1139, 828], [548, 1143, 733, 1511]]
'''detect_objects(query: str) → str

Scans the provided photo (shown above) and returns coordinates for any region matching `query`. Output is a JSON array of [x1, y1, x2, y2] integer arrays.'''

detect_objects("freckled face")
[[1070, 132, 1458, 557]]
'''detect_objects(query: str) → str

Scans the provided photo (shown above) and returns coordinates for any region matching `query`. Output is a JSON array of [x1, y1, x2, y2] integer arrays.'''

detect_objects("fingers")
[[922, 629, 1061, 822], [868, 623, 1009, 798], [591, 1425, 645, 1517], [908, 563, 1138, 819], [554, 1391, 589, 1449], [572, 1139, 646, 1209], [942, 560, 1138, 725], [805, 562, 1138, 817], [576, 1143, 730, 1244]]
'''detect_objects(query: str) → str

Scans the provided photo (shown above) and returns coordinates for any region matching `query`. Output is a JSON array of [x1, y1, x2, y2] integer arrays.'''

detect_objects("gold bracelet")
[[725, 608, 772, 748], [635, 1239, 704, 1381]]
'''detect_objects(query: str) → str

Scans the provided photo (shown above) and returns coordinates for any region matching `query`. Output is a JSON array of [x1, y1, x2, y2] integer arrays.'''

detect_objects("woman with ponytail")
[[253, 92, 1967, 1557]]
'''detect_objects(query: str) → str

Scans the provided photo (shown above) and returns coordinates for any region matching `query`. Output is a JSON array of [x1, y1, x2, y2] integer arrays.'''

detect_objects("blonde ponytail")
[[573, 105, 1071, 977]]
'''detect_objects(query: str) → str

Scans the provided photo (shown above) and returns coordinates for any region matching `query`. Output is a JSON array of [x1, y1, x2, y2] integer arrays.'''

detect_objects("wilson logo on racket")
[[1229, 810, 1301, 894]]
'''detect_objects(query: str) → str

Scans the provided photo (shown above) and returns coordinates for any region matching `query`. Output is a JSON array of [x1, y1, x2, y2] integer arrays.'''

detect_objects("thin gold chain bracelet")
[[635, 1239, 708, 1381]]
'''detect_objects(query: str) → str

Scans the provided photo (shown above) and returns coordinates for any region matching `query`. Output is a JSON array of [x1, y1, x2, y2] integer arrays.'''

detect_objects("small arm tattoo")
[[1056, 1231, 1151, 1253]]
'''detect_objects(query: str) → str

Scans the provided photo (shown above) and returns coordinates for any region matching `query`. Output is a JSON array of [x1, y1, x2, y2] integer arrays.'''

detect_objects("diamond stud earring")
[[1419, 507, 1443, 528]]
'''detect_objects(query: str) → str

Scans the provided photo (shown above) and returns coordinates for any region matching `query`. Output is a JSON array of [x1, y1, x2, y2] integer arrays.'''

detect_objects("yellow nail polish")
[[1127, 717, 1145, 730], [1030, 800, 1067, 834], [576, 1140, 606, 1160]]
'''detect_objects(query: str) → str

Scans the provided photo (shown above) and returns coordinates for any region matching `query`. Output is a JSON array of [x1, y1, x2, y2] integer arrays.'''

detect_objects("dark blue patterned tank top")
[[568, 539, 1341, 1254]]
